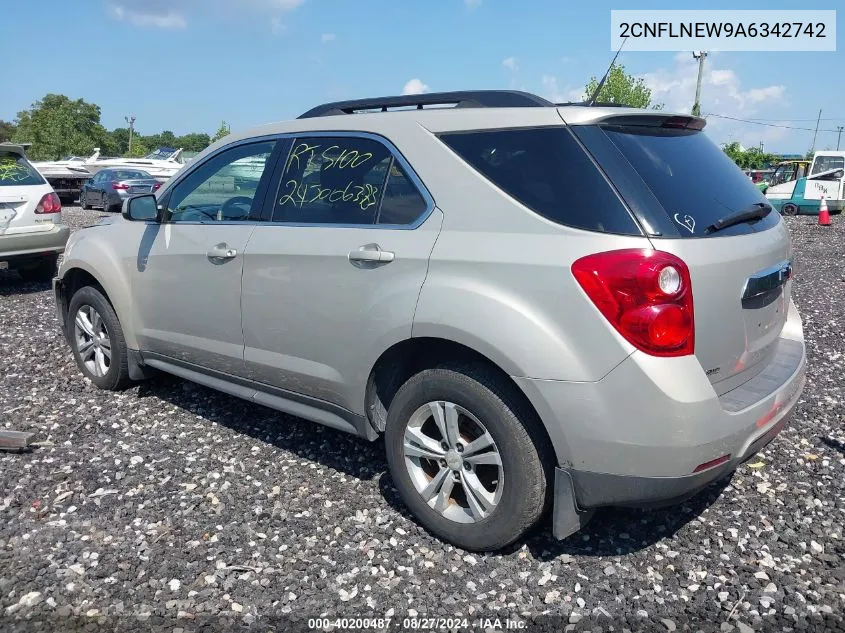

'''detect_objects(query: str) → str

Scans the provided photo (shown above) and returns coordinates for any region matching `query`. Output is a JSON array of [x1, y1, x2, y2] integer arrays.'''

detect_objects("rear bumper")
[[0, 225, 70, 261], [519, 300, 807, 539]]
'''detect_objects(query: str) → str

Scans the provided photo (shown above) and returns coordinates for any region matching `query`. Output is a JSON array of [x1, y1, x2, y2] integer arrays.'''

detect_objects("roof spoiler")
[[595, 113, 707, 130]]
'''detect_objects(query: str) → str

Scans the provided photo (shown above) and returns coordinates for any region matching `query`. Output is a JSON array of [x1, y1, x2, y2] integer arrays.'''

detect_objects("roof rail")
[[298, 90, 554, 119], [555, 101, 635, 108]]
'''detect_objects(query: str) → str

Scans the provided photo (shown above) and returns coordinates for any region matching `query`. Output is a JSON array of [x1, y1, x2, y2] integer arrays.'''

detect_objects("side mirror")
[[835, 170, 844, 179], [122, 194, 160, 222]]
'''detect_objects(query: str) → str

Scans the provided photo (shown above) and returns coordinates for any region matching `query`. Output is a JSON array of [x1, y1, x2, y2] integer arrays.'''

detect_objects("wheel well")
[[366, 337, 555, 456], [61, 268, 109, 308]]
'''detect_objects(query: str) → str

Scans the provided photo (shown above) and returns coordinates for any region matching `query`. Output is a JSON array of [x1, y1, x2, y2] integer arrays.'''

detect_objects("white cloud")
[[321, 33, 336, 43], [465, 0, 482, 8], [402, 78, 430, 95], [640, 55, 792, 148], [109, 3, 186, 29], [541, 76, 582, 103], [641, 57, 786, 115], [502, 57, 518, 71], [107, 0, 305, 30], [271, 16, 286, 35]]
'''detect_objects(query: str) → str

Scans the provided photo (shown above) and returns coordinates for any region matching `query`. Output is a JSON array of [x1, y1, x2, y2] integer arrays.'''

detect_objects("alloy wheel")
[[402, 401, 504, 523], [73, 305, 112, 377]]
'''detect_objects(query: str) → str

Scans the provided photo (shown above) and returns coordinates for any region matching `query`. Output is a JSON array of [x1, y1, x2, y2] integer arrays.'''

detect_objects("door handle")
[[348, 244, 394, 264], [207, 243, 238, 260]]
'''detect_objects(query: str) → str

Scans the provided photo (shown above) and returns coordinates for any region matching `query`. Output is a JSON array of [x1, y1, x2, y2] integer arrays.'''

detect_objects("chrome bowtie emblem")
[[674, 212, 696, 233]]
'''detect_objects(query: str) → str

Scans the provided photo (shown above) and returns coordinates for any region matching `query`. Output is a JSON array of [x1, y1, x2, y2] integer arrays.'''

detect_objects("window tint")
[[439, 127, 639, 234], [599, 125, 777, 237], [0, 152, 44, 187], [273, 137, 391, 225], [377, 161, 429, 225], [167, 141, 275, 223]]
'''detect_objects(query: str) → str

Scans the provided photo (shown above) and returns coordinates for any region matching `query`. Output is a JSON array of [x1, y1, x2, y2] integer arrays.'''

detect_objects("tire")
[[384, 365, 551, 551], [18, 254, 57, 283], [783, 203, 799, 216], [67, 286, 132, 391], [80, 191, 91, 210]]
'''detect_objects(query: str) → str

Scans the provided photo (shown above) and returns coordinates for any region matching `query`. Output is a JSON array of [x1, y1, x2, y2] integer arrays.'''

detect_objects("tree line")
[[0, 93, 230, 161]]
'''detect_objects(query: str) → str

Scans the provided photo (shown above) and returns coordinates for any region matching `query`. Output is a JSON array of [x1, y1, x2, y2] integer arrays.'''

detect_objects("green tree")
[[11, 94, 111, 160], [142, 130, 177, 150], [0, 120, 15, 143], [212, 120, 231, 142], [125, 139, 150, 158], [583, 64, 663, 109], [175, 132, 211, 152], [721, 142, 778, 169], [110, 127, 131, 156]]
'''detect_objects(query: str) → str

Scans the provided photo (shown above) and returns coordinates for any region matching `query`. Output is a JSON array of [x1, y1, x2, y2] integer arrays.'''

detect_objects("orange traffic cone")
[[818, 197, 831, 226]]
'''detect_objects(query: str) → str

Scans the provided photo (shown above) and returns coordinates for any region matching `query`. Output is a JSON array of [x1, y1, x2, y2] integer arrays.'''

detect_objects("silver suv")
[[53, 91, 807, 551]]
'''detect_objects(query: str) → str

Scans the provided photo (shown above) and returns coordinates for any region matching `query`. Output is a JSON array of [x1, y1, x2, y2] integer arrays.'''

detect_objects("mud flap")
[[552, 468, 595, 540]]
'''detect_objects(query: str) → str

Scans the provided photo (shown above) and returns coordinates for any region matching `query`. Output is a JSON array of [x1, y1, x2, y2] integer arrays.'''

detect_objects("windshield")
[[0, 152, 45, 187], [587, 124, 777, 238], [145, 148, 178, 160], [811, 156, 845, 175]]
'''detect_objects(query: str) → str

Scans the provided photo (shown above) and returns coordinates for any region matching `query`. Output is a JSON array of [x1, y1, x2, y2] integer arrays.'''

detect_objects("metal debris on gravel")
[[1, 207, 843, 631]]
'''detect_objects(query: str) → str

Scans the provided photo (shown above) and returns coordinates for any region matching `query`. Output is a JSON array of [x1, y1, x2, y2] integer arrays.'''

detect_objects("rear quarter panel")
[[404, 124, 649, 382]]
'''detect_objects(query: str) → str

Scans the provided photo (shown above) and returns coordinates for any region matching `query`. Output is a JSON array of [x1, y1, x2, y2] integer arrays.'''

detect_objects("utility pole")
[[837, 126, 844, 151], [810, 109, 821, 154], [691, 51, 708, 117], [125, 115, 136, 155]]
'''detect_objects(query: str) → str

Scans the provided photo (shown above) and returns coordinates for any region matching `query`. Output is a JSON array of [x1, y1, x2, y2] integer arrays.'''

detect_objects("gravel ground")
[[1, 206, 843, 632]]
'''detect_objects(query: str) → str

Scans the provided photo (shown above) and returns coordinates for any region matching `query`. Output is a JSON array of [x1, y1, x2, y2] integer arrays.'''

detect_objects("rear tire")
[[783, 203, 799, 216], [384, 365, 551, 551], [67, 286, 132, 391], [18, 255, 58, 283], [80, 191, 91, 210]]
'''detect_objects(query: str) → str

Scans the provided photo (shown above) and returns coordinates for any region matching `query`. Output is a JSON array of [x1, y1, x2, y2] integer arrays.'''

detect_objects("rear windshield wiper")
[[704, 202, 772, 234]]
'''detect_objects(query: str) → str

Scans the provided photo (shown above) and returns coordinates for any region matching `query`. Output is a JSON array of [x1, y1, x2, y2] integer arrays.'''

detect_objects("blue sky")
[[1, 0, 842, 153]]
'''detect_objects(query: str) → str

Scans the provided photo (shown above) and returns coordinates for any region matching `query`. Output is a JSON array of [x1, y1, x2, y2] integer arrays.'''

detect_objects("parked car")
[[0, 143, 69, 282], [53, 91, 807, 551], [80, 168, 161, 213]]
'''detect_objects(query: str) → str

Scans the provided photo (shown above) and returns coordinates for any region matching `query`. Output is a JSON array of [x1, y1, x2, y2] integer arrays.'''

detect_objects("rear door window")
[[574, 123, 779, 238], [0, 152, 45, 187], [439, 128, 640, 235]]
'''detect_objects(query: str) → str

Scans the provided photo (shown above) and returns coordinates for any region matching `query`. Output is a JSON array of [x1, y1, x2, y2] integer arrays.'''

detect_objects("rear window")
[[0, 152, 45, 187], [112, 170, 150, 180], [439, 127, 640, 235], [596, 125, 777, 237]]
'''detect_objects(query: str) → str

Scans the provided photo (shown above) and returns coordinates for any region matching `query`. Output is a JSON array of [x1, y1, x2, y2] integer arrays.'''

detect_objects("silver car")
[[53, 91, 807, 551]]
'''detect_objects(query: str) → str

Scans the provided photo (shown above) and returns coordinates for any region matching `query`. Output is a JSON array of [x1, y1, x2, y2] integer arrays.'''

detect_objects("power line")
[[702, 113, 844, 133]]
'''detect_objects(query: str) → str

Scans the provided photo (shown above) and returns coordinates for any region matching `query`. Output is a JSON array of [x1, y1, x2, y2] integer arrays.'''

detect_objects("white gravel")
[[1, 207, 843, 631]]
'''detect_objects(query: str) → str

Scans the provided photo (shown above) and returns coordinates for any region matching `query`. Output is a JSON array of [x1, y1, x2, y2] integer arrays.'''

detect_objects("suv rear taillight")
[[153, 182, 162, 191], [571, 249, 695, 357], [35, 192, 62, 214]]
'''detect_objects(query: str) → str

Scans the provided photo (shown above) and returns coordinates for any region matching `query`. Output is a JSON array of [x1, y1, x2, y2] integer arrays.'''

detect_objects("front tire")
[[783, 203, 799, 216], [80, 191, 91, 210], [384, 365, 551, 551], [67, 286, 131, 391]]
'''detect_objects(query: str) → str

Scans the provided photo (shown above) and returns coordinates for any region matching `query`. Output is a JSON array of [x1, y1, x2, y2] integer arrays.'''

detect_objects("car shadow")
[[135, 374, 386, 481], [0, 272, 52, 295], [820, 436, 845, 454], [135, 373, 731, 559]]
